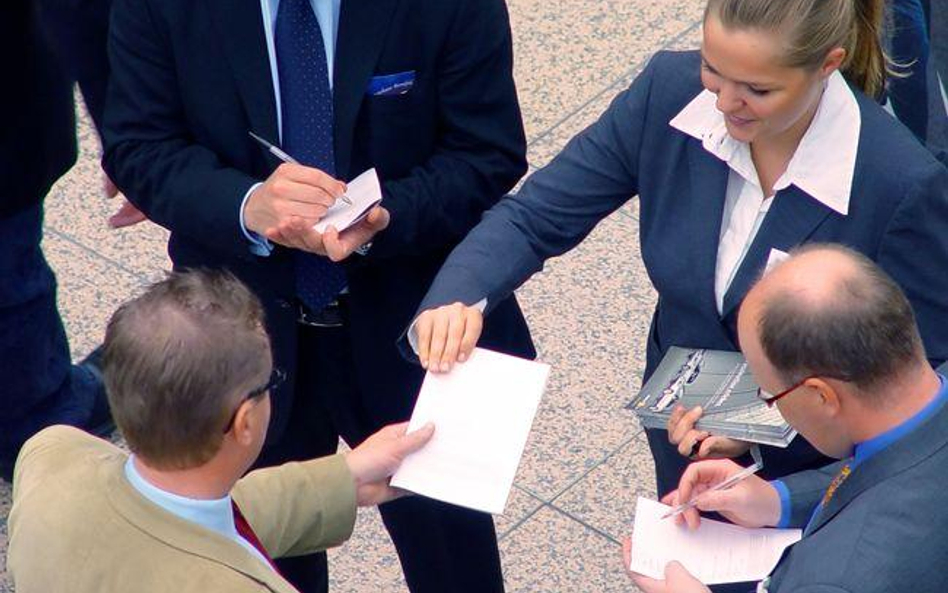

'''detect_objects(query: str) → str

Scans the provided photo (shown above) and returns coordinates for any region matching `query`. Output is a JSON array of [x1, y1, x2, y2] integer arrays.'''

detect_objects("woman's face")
[[700, 15, 829, 146]]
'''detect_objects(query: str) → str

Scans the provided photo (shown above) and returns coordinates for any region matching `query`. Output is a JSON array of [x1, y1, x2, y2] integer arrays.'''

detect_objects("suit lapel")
[[208, 0, 279, 146], [720, 185, 833, 317], [333, 0, 402, 178], [685, 140, 730, 319], [804, 396, 948, 537], [104, 463, 294, 593]]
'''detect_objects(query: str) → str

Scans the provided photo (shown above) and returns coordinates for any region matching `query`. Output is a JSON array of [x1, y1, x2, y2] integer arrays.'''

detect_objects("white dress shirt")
[[670, 70, 861, 313]]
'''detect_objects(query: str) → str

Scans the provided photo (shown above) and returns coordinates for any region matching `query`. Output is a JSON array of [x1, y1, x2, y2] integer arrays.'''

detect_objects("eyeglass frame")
[[756, 375, 816, 408], [222, 368, 286, 434]]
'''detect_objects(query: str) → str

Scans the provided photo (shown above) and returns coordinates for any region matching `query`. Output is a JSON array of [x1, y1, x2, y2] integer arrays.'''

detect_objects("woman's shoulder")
[[854, 92, 945, 177], [620, 49, 705, 123]]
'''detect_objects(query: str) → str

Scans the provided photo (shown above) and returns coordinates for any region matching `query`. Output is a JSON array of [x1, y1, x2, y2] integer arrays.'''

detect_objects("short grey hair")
[[103, 269, 272, 469], [757, 244, 925, 399]]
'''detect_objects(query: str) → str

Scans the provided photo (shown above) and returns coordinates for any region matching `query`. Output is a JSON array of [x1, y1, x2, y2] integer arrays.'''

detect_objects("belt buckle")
[[297, 301, 344, 328]]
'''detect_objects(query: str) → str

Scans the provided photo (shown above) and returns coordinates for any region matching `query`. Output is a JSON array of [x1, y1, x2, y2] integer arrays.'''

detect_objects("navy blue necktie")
[[276, 0, 347, 312]]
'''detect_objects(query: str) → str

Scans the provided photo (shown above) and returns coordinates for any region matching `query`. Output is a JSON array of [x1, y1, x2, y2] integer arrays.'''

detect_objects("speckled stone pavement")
[[1, 3, 708, 591]]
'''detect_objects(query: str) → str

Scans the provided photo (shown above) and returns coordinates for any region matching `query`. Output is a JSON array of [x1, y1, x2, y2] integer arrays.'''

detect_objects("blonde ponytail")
[[845, 0, 887, 99]]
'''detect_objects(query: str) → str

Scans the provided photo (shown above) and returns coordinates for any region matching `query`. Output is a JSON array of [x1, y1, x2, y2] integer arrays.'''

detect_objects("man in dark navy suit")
[[0, 1, 114, 482], [102, 1, 534, 592]]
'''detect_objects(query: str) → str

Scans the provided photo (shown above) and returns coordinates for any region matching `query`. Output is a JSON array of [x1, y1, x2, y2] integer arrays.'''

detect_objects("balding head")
[[740, 244, 926, 401]]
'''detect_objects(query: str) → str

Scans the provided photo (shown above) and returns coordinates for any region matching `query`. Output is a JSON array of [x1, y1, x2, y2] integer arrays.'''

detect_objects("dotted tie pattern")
[[276, 0, 348, 313]]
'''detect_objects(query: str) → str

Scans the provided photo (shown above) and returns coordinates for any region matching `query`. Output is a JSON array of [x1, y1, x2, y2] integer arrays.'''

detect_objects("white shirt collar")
[[669, 70, 860, 216]]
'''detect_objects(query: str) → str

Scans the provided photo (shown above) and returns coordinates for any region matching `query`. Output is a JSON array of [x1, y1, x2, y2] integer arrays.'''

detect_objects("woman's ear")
[[821, 47, 847, 77]]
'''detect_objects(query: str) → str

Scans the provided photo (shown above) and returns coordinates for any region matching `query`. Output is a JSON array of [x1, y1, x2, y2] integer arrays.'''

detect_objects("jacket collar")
[[102, 454, 296, 593], [804, 379, 948, 537], [207, 0, 403, 178]]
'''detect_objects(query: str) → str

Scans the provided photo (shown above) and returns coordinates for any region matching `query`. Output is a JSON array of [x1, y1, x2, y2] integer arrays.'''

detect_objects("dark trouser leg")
[[644, 427, 691, 498], [379, 497, 504, 593], [253, 323, 343, 593], [0, 205, 96, 464]]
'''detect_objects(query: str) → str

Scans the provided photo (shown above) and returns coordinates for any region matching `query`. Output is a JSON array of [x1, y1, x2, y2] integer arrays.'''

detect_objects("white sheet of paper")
[[390, 348, 550, 515], [313, 168, 382, 233], [630, 497, 801, 585]]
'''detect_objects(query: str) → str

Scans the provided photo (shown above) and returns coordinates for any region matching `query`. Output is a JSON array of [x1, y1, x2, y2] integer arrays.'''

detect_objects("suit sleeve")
[[876, 160, 948, 367], [366, 0, 526, 259], [102, 0, 258, 259], [36, 0, 112, 132], [404, 53, 657, 328], [231, 454, 357, 558], [774, 460, 844, 529]]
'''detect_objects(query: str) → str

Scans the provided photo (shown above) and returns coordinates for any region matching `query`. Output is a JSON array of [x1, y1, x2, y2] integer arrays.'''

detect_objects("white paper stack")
[[313, 168, 382, 233], [391, 348, 550, 514], [629, 497, 801, 585]]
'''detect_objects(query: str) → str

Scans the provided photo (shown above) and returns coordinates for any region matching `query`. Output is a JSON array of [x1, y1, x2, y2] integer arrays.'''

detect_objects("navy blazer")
[[765, 394, 948, 592], [412, 50, 948, 482], [103, 0, 535, 444]]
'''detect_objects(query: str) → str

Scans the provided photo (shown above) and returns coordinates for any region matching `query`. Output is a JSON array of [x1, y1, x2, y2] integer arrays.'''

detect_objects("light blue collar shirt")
[[124, 456, 271, 567]]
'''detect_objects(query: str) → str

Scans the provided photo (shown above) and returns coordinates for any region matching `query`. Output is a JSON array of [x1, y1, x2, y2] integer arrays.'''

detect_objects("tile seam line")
[[546, 503, 623, 546], [498, 501, 549, 541], [45, 227, 156, 284], [514, 431, 641, 505], [546, 431, 643, 506], [525, 18, 704, 150]]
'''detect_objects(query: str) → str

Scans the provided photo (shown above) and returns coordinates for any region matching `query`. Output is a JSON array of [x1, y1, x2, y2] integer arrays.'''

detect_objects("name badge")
[[366, 71, 416, 96]]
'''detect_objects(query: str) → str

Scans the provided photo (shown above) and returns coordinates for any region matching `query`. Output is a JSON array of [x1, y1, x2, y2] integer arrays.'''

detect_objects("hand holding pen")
[[249, 132, 352, 205], [242, 132, 351, 253], [662, 455, 782, 531]]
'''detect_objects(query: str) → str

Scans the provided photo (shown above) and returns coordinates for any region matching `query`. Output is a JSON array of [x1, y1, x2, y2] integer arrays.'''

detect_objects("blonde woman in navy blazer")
[[407, 0, 948, 497]]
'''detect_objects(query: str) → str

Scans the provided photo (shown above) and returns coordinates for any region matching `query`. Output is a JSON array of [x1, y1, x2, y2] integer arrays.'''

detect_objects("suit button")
[[276, 298, 293, 309]]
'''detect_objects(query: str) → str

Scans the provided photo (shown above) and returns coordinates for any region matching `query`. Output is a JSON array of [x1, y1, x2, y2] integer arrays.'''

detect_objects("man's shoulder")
[[14, 425, 118, 483], [777, 468, 948, 592], [11, 426, 122, 527]]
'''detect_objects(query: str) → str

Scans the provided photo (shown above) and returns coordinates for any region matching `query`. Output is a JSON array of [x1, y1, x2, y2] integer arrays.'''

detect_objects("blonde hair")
[[706, 0, 887, 99]]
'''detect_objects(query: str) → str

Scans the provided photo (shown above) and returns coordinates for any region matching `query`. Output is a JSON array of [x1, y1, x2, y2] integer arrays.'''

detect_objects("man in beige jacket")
[[7, 269, 434, 593]]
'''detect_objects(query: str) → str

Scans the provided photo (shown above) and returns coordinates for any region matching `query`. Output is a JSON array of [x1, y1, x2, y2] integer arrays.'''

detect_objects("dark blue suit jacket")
[[766, 393, 948, 592], [103, 0, 535, 444], [412, 50, 948, 484]]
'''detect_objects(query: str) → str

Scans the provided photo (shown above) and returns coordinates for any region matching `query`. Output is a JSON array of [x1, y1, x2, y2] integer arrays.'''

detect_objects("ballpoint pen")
[[248, 131, 352, 205], [661, 458, 763, 520]]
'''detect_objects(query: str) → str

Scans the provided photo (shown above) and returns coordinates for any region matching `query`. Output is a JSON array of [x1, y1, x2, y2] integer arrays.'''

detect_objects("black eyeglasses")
[[222, 368, 286, 433], [756, 375, 815, 408]]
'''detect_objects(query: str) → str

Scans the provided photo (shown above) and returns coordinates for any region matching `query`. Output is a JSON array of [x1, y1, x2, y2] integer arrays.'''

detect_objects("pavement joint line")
[[525, 18, 703, 150], [545, 503, 623, 546], [45, 227, 156, 285], [498, 501, 549, 541], [510, 428, 643, 507]]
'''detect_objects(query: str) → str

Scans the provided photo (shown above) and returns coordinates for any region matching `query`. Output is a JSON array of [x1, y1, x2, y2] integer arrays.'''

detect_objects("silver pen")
[[661, 457, 763, 520], [248, 131, 352, 205]]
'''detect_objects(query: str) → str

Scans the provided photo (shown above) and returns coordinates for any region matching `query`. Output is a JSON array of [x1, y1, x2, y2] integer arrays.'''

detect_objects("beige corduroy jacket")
[[8, 426, 357, 593]]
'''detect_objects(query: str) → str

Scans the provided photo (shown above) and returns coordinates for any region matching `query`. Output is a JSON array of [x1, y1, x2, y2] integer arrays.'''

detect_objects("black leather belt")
[[297, 298, 345, 328]]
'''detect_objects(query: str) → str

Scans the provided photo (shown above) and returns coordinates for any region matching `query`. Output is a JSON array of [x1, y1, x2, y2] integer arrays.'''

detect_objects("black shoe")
[[76, 345, 115, 438]]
